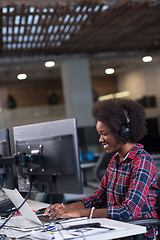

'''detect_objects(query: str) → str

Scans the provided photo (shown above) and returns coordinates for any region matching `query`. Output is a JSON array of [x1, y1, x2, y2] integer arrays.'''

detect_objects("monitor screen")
[[0, 129, 15, 189], [13, 118, 83, 194], [139, 117, 160, 153]]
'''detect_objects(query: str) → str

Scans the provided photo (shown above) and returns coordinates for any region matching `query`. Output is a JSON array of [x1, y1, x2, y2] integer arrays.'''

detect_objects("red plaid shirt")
[[81, 144, 159, 239]]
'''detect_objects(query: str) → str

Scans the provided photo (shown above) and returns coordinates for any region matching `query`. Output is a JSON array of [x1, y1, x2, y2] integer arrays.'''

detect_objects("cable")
[[0, 176, 33, 230]]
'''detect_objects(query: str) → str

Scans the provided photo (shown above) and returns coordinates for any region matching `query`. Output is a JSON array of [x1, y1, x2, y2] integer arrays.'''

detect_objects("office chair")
[[126, 172, 160, 240]]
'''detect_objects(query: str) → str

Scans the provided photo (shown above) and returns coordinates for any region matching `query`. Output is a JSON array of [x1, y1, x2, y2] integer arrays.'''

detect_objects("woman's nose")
[[99, 134, 104, 143]]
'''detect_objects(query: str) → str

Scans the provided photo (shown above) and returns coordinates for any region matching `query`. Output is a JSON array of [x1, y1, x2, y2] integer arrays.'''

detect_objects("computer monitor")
[[0, 129, 15, 189], [139, 117, 160, 153], [13, 118, 83, 194]]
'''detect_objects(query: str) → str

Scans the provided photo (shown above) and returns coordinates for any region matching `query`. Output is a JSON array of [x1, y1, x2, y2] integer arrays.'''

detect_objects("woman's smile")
[[102, 142, 110, 150]]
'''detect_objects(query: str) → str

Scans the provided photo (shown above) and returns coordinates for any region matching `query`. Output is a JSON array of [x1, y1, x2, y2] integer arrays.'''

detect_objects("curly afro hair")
[[92, 98, 147, 143]]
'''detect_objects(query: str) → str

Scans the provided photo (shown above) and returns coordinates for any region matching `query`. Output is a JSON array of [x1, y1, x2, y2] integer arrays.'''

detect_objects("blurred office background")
[[0, 0, 160, 182]]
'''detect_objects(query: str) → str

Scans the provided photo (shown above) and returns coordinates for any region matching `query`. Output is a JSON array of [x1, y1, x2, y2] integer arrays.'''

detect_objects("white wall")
[[0, 104, 65, 152], [117, 63, 160, 118]]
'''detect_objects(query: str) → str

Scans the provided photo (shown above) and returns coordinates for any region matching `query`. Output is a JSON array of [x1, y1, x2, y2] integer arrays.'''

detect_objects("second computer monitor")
[[0, 129, 15, 189], [13, 118, 83, 194]]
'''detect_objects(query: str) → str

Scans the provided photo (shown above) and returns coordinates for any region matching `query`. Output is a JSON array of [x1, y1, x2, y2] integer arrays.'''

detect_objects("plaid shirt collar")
[[114, 143, 144, 163]]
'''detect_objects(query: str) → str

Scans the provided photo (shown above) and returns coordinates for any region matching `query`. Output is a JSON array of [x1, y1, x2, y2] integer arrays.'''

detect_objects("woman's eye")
[[99, 132, 110, 138], [103, 134, 107, 137], [102, 133, 108, 137]]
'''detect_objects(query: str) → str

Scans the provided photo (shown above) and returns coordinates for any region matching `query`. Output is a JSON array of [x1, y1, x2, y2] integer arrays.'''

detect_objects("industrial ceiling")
[[0, 0, 160, 81]]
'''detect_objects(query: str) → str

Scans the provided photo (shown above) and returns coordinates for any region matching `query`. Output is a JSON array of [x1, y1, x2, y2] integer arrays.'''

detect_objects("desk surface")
[[0, 200, 146, 240], [57, 217, 146, 240], [81, 161, 97, 168]]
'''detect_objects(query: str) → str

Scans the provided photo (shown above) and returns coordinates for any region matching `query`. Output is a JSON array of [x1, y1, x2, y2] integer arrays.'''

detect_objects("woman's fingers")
[[44, 203, 65, 216], [45, 204, 82, 220], [53, 208, 81, 220]]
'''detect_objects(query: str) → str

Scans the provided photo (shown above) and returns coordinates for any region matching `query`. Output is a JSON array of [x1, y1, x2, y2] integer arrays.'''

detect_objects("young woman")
[[45, 98, 159, 239]]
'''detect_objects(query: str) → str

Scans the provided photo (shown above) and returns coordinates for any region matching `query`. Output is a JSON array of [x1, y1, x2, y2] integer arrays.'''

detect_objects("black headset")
[[119, 108, 131, 139]]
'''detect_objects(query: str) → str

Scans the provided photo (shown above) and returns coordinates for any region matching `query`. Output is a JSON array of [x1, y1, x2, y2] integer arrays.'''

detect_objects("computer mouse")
[[36, 207, 47, 215]]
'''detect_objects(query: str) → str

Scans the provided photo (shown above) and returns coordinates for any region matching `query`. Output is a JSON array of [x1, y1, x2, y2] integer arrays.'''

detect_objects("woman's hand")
[[48, 207, 109, 220], [44, 202, 109, 220], [52, 207, 83, 220], [44, 203, 90, 220], [44, 203, 65, 219]]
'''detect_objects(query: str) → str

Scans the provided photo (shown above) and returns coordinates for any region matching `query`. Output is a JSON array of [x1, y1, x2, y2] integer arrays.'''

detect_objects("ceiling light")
[[98, 94, 114, 101], [142, 56, 152, 63], [98, 91, 130, 101], [17, 73, 27, 80], [45, 61, 55, 68], [114, 91, 130, 98], [105, 68, 114, 75], [102, 5, 109, 11]]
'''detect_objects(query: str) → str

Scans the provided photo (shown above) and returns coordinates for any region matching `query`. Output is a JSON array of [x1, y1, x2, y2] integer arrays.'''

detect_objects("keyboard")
[[38, 215, 54, 223]]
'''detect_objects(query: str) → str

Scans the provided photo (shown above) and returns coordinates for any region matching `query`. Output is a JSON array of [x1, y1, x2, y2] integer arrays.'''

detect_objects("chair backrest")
[[156, 172, 160, 218]]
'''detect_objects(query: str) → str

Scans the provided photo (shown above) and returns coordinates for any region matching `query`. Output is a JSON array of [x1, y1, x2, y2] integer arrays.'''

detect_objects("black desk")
[[81, 161, 97, 186]]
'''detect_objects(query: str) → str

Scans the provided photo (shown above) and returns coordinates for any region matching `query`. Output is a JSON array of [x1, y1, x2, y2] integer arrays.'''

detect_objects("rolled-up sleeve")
[[81, 176, 108, 209]]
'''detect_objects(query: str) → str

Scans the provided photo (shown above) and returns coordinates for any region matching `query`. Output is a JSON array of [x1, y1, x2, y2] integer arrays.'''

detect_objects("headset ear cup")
[[119, 108, 131, 139], [119, 125, 131, 139]]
